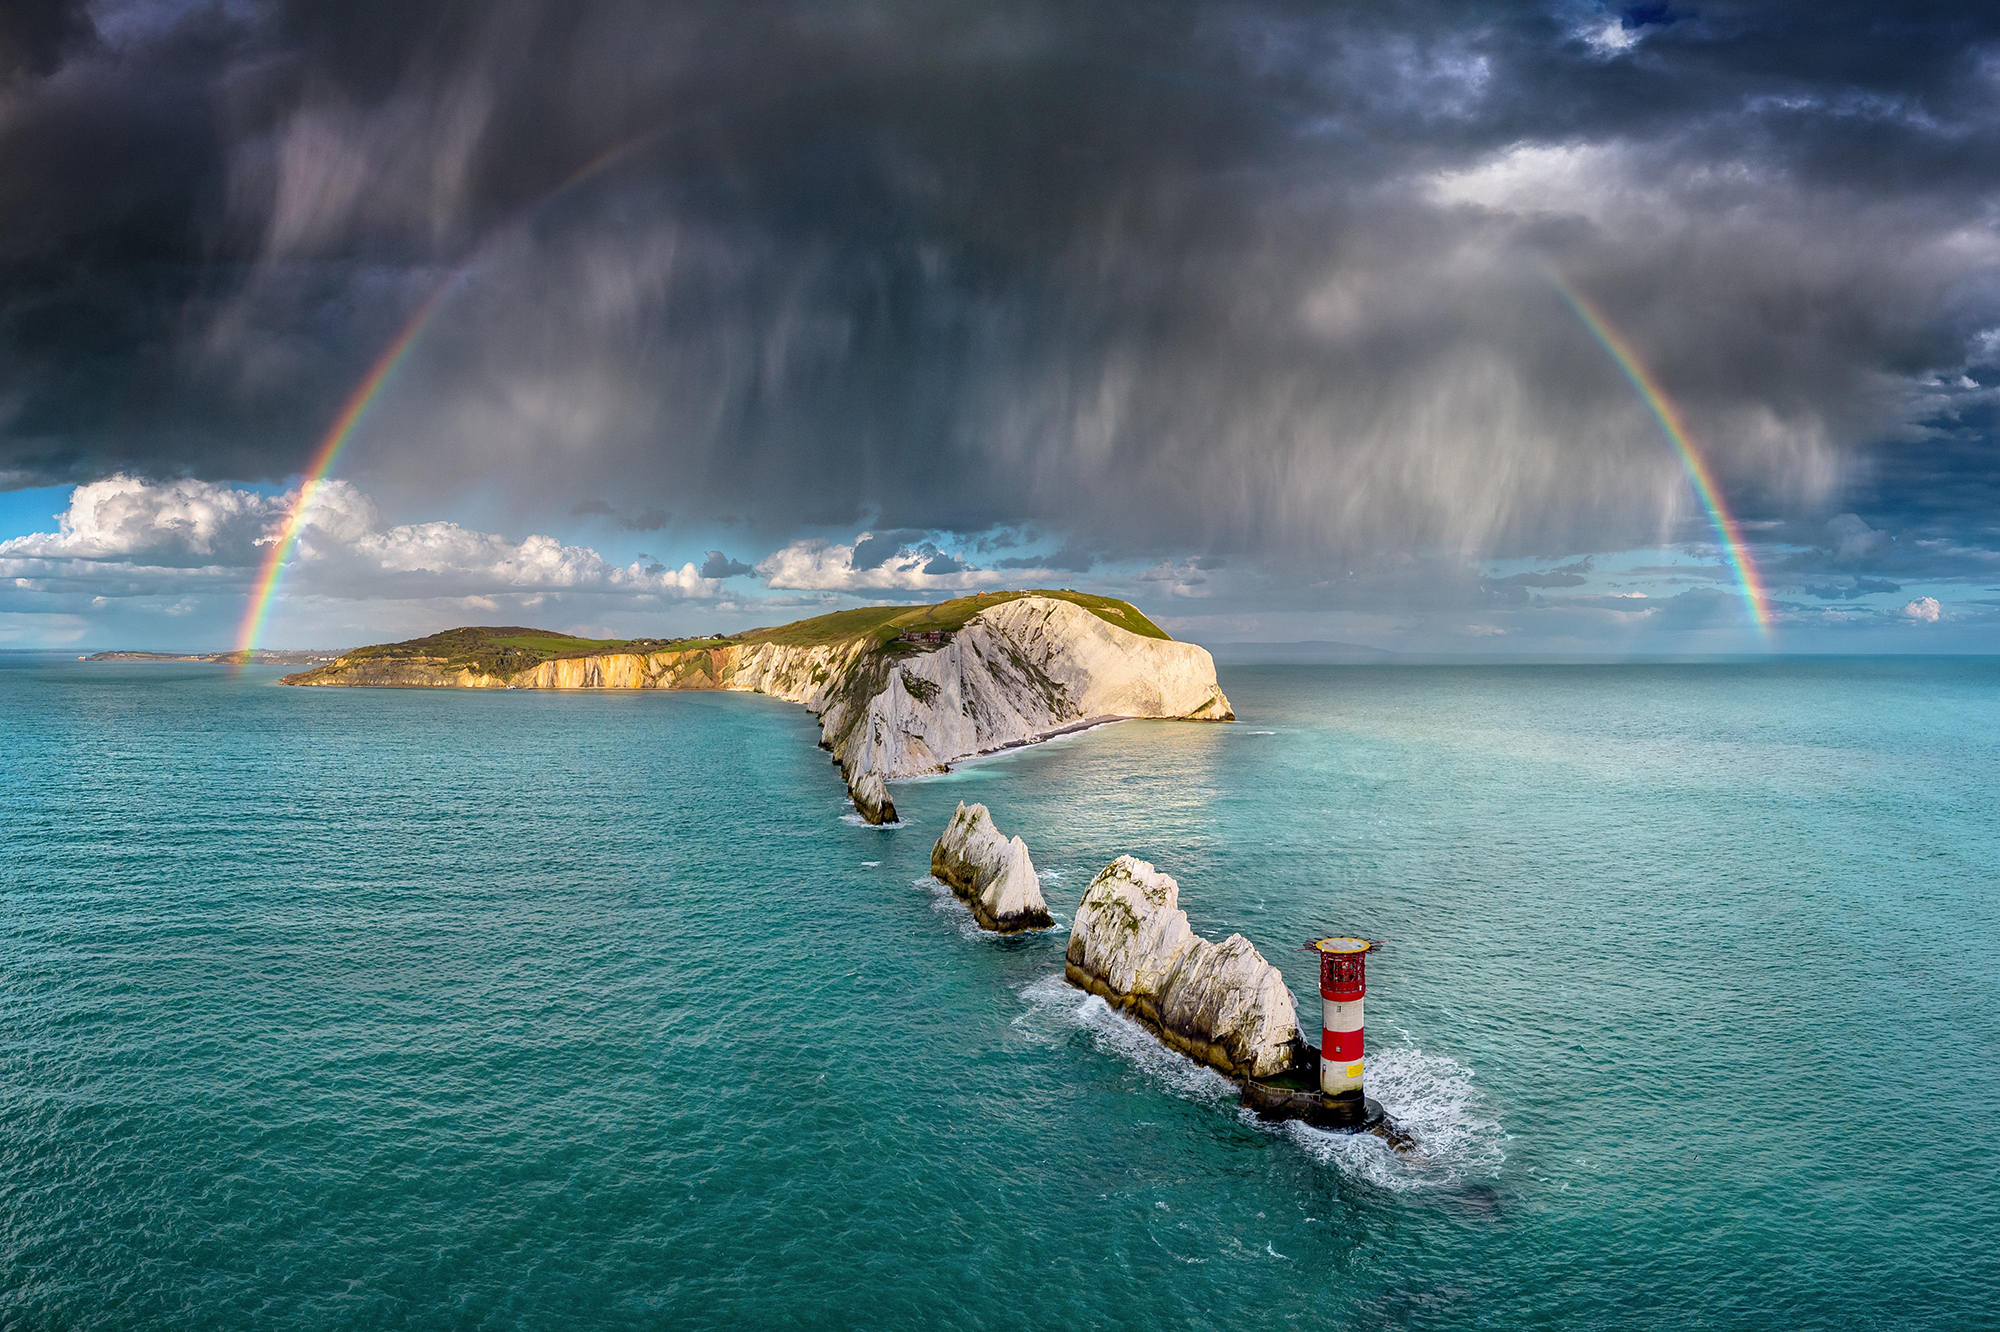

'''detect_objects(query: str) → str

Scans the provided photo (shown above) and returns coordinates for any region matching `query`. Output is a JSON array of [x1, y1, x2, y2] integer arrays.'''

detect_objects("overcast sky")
[[4, 0, 1998, 653]]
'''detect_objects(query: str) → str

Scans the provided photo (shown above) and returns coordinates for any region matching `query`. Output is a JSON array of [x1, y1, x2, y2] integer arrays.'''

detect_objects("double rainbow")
[[234, 129, 1776, 653], [1549, 274, 1773, 633]]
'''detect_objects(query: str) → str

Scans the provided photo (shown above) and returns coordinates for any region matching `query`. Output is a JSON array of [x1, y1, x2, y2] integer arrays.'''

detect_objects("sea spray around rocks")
[[1277, 1046, 1504, 1190], [1015, 974, 1498, 1189]]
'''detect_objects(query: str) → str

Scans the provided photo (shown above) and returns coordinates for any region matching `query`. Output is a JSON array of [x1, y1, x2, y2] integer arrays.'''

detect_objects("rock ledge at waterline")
[[930, 802, 1052, 932], [283, 591, 1234, 823], [1064, 856, 1305, 1080]]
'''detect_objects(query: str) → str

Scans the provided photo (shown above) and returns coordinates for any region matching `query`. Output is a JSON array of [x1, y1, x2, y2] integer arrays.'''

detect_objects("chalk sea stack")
[[1064, 856, 1306, 1080], [284, 591, 1232, 825], [849, 770, 896, 826], [930, 802, 1052, 932]]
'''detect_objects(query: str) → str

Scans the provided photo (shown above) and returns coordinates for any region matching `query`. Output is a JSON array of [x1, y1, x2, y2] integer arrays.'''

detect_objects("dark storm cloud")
[[0, 0, 95, 83], [1804, 577, 1901, 601], [1647, 586, 1740, 628], [996, 540, 1096, 572], [850, 529, 936, 571], [698, 549, 754, 578], [571, 499, 669, 529], [1483, 558, 1594, 590], [6, 0, 2000, 568]]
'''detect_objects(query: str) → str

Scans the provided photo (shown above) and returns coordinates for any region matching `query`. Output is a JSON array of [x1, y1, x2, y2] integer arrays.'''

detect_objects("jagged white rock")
[[849, 770, 895, 826], [1065, 855, 1304, 1080], [929, 802, 1051, 932]]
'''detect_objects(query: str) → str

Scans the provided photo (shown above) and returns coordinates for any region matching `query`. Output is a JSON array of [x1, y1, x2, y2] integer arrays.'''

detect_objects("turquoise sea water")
[[3, 654, 1997, 1328]]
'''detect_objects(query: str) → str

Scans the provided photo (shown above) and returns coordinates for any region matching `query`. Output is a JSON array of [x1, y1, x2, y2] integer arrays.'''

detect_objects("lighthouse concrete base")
[[1239, 1064, 1412, 1149], [1241, 1079, 1384, 1133]]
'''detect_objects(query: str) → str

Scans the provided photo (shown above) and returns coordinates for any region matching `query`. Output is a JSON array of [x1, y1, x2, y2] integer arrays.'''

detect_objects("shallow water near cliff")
[[4, 654, 1998, 1328]]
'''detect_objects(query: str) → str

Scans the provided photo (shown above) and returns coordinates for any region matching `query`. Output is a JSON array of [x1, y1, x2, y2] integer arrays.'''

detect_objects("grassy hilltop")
[[313, 590, 1167, 678]]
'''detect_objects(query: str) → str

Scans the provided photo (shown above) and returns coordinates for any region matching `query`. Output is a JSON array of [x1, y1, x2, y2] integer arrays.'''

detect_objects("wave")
[[1013, 973, 1502, 1189], [1012, 973, 1236, 1105], [1278, 1045, 1505, 1191], [840, 812, 905, 829]]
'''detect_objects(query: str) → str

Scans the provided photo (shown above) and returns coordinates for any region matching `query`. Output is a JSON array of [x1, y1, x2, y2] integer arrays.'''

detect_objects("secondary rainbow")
[[1548, 273, 1773, 632]]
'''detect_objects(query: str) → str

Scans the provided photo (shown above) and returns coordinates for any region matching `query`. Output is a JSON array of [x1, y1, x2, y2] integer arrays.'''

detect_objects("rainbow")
[[231, 280, 458, 660], [1548, 273, 1773, 633], [230, 62, 1357, 658], [231, 129, 682, 662]]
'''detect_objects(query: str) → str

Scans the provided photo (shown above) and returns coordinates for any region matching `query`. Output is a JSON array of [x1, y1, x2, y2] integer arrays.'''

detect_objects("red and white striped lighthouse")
[[1311, 937, 1375, 1101]]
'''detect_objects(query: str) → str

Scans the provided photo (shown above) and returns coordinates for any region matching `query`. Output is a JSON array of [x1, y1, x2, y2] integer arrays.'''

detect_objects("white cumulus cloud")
[[1897, 596, 1942, 623], [0, 475, 286, 565], [756, 535, 999, 592], [0, 476, 721, 603]]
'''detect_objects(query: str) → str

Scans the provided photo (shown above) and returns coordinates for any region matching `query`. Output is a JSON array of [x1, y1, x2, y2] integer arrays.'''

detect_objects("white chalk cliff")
[[1065, 856, 1305, 1080], [831, 597, 1234, 794], [290, 595, 1233, 825], [930, 802, 1051, 932]]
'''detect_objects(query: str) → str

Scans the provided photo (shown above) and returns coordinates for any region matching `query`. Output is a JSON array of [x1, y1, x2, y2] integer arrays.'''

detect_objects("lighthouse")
[[1311, 937, 1375, 1106], [1237, 935, 1397, 1140]]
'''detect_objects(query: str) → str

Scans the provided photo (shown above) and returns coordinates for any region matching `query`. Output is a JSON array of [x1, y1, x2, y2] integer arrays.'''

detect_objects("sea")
[[2, 654, 1996, 1329]]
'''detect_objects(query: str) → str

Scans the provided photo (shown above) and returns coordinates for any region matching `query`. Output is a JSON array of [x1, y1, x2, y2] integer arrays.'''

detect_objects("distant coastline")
[[83, 649, 341, 666], [1208, 640, 1398, 664]]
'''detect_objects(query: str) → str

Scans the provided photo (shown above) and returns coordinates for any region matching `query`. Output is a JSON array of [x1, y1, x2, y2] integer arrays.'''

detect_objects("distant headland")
[[282, 590, 1234, 823], [86, 649, 339, 666]]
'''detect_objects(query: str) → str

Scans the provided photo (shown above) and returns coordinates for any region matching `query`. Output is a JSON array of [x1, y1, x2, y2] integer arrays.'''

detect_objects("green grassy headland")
[[320, 591, 1167, 676]]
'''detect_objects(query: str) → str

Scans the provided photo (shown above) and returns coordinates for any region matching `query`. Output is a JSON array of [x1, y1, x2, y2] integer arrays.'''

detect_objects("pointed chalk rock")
[[1065, 855, 1304, 1079], [929, 802, 1052, 932], [849, 769, 897, 825]]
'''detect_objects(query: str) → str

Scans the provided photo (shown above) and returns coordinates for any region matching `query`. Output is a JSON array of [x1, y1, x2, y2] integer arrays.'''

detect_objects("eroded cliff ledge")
[[284, 591, 1233, 823]]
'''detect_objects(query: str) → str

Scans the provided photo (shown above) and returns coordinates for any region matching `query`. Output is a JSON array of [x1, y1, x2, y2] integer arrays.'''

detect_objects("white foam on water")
[[840, 812, 905, 829], [1012, 973, 1235, 1106], [1246, 730, 1277, 735], [1271, 1045, 1505, 1191], [860, 860, 880, 868], [1010, 978, 1503, 1192], [913, 874, 989, 941]]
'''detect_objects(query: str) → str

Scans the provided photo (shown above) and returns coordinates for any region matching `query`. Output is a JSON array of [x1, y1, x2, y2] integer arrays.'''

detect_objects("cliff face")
[[832, 597, 1232, 787], [286, 595, 1232, 823], [1065, 855, 1305, 1080], [930, 802, 1051, 932]]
